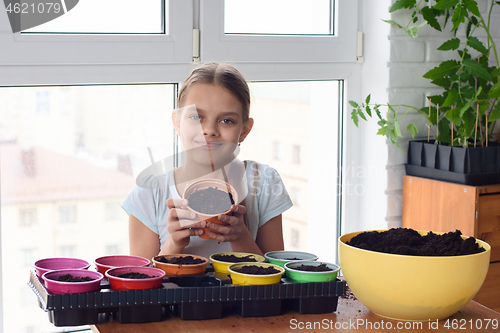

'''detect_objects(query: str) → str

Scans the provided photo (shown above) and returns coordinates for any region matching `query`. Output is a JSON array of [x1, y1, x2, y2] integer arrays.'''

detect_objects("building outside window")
[[105, 202, 123, 221], [291, 228, 300, 248], [292, 144, 301, 164], [272, 141, 282, 160], [58, 205, 76, 224], [19, 248, 38, 267], [19, 208, 37, 227], [58, 245, 77, 258]]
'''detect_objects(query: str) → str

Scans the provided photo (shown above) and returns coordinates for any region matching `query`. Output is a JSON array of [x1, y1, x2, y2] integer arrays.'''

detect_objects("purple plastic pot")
[[34, 258, 90, 278], [42, 269, 104, 294]]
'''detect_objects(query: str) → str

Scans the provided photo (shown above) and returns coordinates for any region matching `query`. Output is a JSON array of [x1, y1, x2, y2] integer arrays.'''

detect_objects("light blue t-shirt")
[[121, 160, 293, 258]]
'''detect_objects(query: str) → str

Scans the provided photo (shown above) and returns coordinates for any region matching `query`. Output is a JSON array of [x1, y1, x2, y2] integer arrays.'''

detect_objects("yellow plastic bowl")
[[228, 263, 284, 286], [210, 252, 266, 274], [338, 230, 491, 322]]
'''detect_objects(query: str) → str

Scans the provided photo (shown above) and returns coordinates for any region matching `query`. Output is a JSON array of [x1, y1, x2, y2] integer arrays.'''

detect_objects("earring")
[[238, 142, 241, 146]]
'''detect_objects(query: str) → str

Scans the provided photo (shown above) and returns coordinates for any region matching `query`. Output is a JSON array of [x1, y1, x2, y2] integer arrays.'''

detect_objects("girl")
[[122, 63, 293, 260]]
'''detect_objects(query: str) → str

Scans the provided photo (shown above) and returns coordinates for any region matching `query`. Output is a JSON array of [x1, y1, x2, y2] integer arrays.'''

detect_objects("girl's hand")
[[163, 198, 206, 253], [204, 204, 251, 243]]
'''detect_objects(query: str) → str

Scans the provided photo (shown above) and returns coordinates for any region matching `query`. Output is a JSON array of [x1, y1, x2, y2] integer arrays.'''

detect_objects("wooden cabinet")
[[402, 176, 500, 312]]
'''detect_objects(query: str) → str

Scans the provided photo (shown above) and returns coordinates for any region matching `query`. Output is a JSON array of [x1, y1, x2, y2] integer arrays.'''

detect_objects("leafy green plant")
[[351, 0, 500, 149]]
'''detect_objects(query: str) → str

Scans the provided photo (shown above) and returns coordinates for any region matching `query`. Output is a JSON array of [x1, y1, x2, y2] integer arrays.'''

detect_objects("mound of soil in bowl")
[[283, 257, 302, 260], [57, 274, 95, 282], [118, 272, 155, 279], [188, 187, 234, 214], [293, 264, 333, 272], [157, 256, 205, 265], [347, 228, 485, 256], [233, 265, 281, 275], [212, 254, 258, 263]]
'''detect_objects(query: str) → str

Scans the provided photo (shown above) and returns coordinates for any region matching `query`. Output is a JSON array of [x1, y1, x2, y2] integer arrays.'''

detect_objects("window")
[[58, 205, 76, 224], [25, 0, 165, 34], [292, 144, 301, 164], [201, 0, 358, 62], [291, 187, 302, 207], [105, 244, 122, 255], [58, 245, 77, 257], [224, 0, 333, 35], [1, 1, 193, 65], [19, 208, 37, 227], [1, 84, 175, 333], [105, 202, 124, 221], [291, 228, 300, 248], [272, 141, 282, 160], [20, 248, 38, 267]]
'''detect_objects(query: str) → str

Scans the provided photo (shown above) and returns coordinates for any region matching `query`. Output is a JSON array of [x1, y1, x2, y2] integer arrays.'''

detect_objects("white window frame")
[[200, 0, 358, 63], [0, 0, 193, 65]]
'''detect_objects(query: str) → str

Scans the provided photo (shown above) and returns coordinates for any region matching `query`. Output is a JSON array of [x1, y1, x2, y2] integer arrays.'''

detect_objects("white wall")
[[346, 0, 391, 233]]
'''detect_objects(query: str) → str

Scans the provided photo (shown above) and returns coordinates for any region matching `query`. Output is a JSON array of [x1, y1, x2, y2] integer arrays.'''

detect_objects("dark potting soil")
[[233, 265, 281, 275], [293, 264, 333, 272], [118, 272, 154, 279], [346, 228, 485, 256], [212, 254, 258, 263], [57, 274, 94, 282], [188, 187, 234, 214], [283, 257, 302, 260], [157, 255, 205, 265]]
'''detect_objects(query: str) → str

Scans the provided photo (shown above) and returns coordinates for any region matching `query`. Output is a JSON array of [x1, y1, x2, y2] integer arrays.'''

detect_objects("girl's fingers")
[[167, 198, 189, 210], [230, 204, 247, 217]]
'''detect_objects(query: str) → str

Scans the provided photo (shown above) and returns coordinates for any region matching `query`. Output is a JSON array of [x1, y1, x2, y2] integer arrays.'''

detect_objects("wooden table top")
[[92, 293, 500, 333]]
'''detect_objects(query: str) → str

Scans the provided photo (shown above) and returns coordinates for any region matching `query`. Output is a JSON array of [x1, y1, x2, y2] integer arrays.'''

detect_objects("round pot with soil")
[[34, 257, 90, 279], [152, 254, 208, 276], [338, 228, 491, 321], [227, 263, 284, 285], [105, 266, 166, 290], [94, 254, 151, 274], [210, 252, 266, 274], [42, 269, 104, 294], [264, 250, 319, 268], [182, 179, 238, 239], [284, 261, 340, 283]]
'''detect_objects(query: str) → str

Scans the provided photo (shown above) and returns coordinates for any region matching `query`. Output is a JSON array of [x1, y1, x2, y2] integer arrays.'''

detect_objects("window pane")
[[240, 81, 342, 261], [224, 0, 333, 35], [24, 0, 166, 34], [0, 84, 175, 333]]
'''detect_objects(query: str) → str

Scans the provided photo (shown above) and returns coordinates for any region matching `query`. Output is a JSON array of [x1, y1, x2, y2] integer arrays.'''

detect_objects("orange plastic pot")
[[182, 179, 238, 239], [152, 254, 208, 276]]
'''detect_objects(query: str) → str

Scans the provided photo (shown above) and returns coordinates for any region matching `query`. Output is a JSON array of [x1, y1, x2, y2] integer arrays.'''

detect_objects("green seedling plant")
[[351, 0, 500, 150]]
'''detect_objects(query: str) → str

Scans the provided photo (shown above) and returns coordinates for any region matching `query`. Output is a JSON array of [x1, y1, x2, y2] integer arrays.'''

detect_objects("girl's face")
[[173, 83, 253, 167]]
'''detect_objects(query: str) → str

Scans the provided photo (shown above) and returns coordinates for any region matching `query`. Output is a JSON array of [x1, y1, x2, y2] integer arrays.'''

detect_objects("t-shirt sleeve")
[[121, 184, 160, 235], [257, 166, 293, 227]]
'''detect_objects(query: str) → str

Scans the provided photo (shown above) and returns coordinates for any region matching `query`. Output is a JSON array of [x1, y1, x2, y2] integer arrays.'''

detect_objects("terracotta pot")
[[182, 179, 238, 239]]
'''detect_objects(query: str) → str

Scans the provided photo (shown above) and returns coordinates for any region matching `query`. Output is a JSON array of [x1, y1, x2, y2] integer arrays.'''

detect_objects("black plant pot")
[[405, 140, 500, 186]]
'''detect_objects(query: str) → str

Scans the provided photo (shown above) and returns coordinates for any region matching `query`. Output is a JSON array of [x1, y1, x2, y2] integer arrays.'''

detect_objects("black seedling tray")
[[28, 269, 346, 327]]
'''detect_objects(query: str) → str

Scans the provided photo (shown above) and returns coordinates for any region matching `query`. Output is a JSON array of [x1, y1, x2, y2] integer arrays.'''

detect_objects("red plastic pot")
[[105, 266, 166, 291], [94, 255, 151, 274]]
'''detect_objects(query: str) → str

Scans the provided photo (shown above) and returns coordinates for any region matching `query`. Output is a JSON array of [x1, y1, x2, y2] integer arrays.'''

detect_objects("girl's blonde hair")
[[177, 63, 251, 122]]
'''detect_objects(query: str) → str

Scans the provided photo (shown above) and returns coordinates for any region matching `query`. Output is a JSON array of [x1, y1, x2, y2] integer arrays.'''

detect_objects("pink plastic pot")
[[105, 266, 166, 291], [42, 269, 104, 294], [34, 258, 90, 278], [94, 255, 151, 274]]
